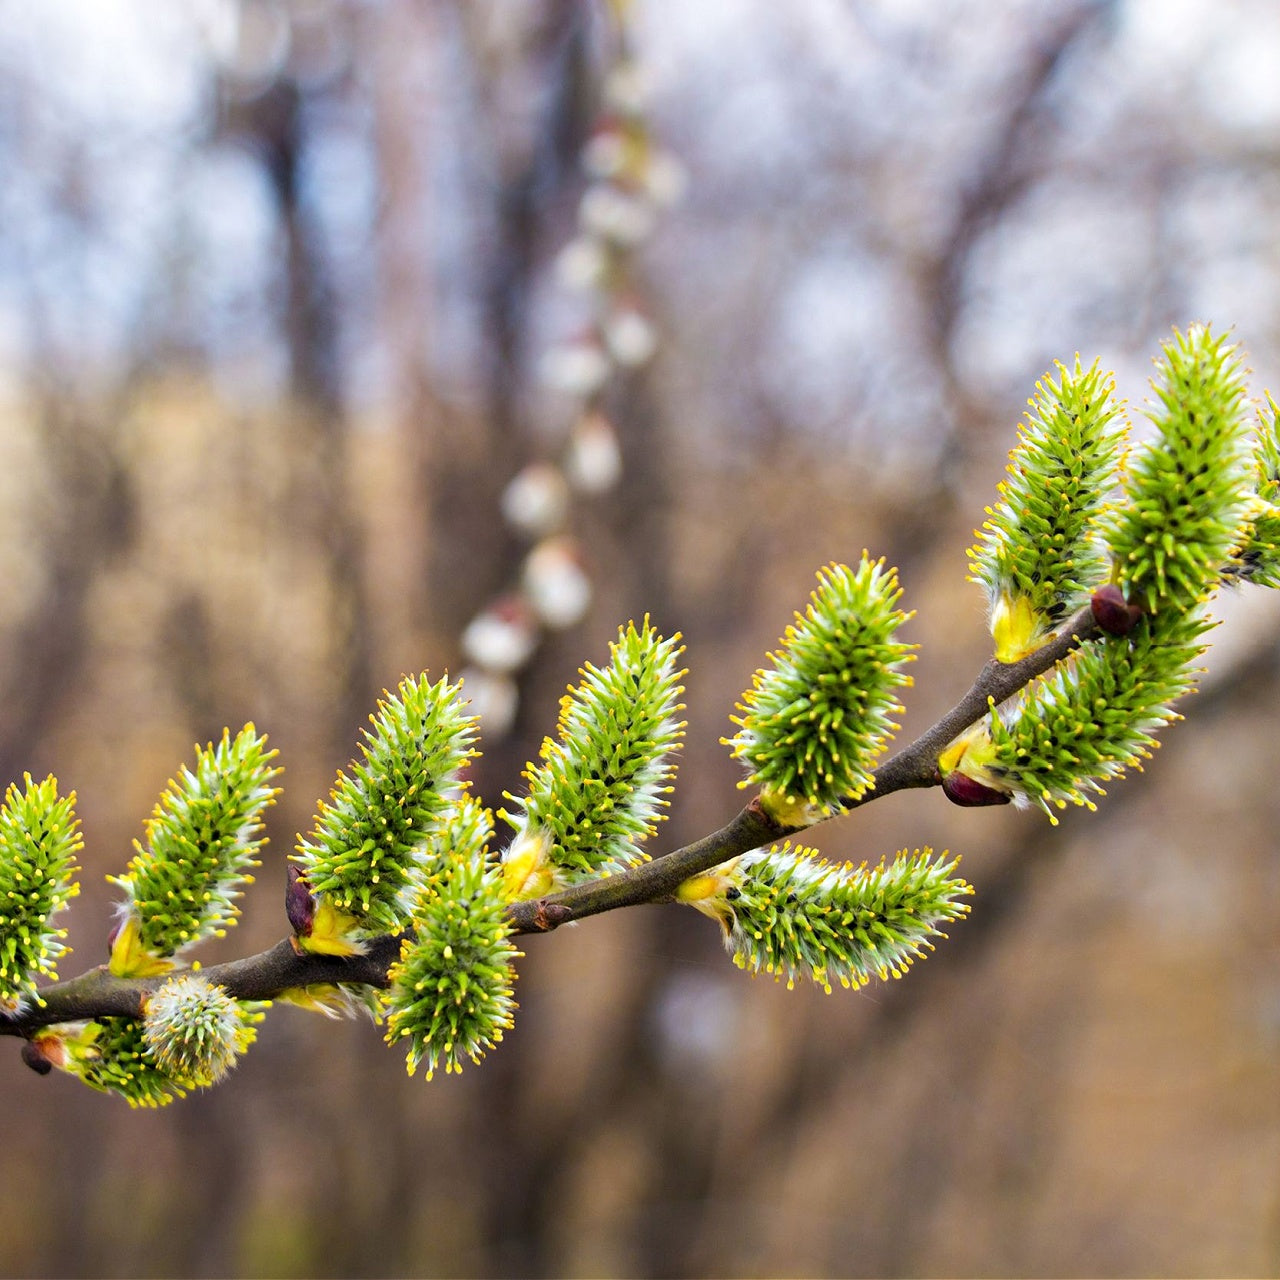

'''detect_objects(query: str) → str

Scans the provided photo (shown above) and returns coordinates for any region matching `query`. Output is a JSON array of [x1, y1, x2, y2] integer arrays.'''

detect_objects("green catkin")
[[0, 775, 81, 1013], [109, 727, 279, 976], [65, 1018, 187, 1108], [983, 606, 1211, 819], [969, 358, 1126, 662], [1107, 325, 1250, 613], [293, 674, 477, 942], [1228, 394, 1280, 588], [11, 326, 1280, 1106], [46, 989, 265, 1107], [724, 557, 914, 824], [143, 974, 263, 1087], [678, 844, 971, 992], [384, 854, 520, 1080], [500, 620, 684, 896], [946, 326, 1257, 818]]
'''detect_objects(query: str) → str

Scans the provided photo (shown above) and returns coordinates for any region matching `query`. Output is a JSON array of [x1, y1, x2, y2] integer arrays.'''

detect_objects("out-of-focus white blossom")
[[555, 235, 611, 292], [523, 536, 592, 629], [603, 306, 657, 367], [538, 338, 612, 395], [582, 128, 630, 180], [603, 58, 650, 115], [500, 462, 569, 537], [579, 183, 657, 247], [462, 596, 539, 673], [642, 149, 687, 206], [565, 411, 623, 494], [459, 666, 520, 740]]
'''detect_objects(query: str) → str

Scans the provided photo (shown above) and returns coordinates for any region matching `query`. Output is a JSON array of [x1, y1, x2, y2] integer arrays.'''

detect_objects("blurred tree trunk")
[[222, 65, 376, 756]]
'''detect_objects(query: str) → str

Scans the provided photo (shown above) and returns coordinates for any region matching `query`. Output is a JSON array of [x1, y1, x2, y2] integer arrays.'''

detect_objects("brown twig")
[[1, 936, 404, 1037], [1, 607, 1098, 1041]]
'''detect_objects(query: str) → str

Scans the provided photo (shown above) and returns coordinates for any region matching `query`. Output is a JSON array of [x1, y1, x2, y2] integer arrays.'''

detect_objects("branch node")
[[533, 900, 573, 932], [21, 1040, 52, 1075]]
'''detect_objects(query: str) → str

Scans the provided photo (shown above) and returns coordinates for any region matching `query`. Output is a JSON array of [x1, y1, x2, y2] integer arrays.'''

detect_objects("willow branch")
[[2, 608, 1098, 1040], [0, 936, 403, 1037], [508, 603, 1099, 931], [843, 601, 1099, 805]]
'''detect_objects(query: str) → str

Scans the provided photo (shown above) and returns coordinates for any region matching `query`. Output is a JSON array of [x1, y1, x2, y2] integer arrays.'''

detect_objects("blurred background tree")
[[2, 0, 1280, 1275]]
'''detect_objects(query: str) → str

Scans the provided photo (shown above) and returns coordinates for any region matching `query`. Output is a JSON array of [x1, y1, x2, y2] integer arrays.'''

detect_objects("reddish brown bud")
[[21, 1040, 53, 1075], [1090, 584, 1142, 637], [285, 863, 316, 937], [942, 771, 1012, 808]]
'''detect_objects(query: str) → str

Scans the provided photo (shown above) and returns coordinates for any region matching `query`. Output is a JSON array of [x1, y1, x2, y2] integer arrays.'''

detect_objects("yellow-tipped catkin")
[[384, 855, 520, 1080], [725, 557, 914, 821], [0, 774, 81, 1014], [109, 727, 279, 977], [292, 674, 476, 950], [500, 619, 684, 890], [970, 358, 1125, 662], [1107, 325, 1250, 613], [679, 844, 971, 993]]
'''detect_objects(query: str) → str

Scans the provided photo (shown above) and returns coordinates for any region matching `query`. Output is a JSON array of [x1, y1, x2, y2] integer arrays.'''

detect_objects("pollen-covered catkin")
[[0, 774, 81, 1014], [500, 619, 684, 897], [293, 674, 476, 950], [109, 726, 279, 977], [678, 844, 971, 992], [969, 357, 1125, 663], [725, 557, 914, 824]]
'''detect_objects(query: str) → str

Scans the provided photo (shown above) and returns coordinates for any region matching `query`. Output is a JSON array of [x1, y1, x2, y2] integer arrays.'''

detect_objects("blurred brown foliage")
[[2, 1, 1280, 1276]]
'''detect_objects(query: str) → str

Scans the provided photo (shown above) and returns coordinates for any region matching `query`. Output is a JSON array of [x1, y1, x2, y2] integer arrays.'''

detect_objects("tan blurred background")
[[2, 1, 1280, 1275]]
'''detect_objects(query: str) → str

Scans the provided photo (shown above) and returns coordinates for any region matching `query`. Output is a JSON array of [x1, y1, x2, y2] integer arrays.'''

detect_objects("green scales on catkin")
[[499, 619, 685, 900], [677, 844, 972, 993], [108, 726, 280, 978], [724, 556, 914, 826], [292, 674, 477, 952], [384, 802, 520, 1080], [59, 1017, 188, 1108], [944, 326, 1258, 819], [982, 607, 1212, 818], [0, 774, 81, 1014], [1107, 325, 1251, 613], [969, 358, 1126, 663]]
